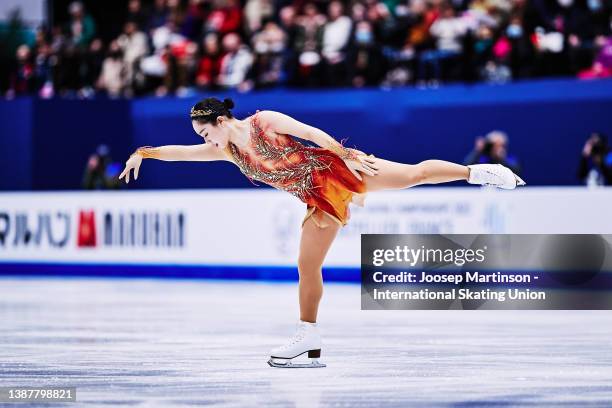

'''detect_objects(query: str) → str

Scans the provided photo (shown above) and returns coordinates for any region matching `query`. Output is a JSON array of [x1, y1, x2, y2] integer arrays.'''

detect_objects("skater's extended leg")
[[297, 214, 341, 323], [361, 158, 468, 192], [361, 157, 524, 191]]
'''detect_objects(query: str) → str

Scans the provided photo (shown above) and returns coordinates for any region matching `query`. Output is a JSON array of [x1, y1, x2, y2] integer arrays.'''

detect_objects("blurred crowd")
[[2, 0, 611, 98]]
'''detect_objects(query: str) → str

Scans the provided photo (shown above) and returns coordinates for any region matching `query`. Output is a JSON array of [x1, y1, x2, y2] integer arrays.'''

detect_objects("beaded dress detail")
[[224, 111, 369, 228]]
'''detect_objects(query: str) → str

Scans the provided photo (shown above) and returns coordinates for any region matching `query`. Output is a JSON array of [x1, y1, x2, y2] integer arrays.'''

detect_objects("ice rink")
[[1, 276, 611, 407]]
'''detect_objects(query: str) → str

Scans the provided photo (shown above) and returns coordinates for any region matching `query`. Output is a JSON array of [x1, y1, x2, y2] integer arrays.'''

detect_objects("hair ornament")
[[190, 107, 214, 118]]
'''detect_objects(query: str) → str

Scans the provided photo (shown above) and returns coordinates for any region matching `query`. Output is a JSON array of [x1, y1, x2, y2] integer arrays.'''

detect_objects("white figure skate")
[[467, 164, 526, 189], [268, 320, 326, 368]]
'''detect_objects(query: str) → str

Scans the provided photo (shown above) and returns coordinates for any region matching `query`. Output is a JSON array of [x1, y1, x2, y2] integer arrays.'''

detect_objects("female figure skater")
[[119, 97, 525, 368]]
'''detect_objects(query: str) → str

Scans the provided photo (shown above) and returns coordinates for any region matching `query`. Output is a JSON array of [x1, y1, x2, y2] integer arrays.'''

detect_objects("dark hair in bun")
[[190, 97, 235, 125], [223, 98, 234, 110]]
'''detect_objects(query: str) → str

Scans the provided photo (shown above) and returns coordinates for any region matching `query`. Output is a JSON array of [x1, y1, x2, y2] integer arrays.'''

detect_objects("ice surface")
[[1, 276, 611, 407]]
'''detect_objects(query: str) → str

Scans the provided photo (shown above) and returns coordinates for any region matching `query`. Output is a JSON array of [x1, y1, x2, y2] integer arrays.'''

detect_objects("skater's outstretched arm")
[[119, 144, 228, 183], [255, 110, 379, 180]]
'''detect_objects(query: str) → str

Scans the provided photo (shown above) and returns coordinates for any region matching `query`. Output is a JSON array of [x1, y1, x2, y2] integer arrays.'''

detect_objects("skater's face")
[[192, 119, 229, 149]]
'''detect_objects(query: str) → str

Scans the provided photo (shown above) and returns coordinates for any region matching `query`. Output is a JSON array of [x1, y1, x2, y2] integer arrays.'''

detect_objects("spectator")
[[149, 0, 170, 30], [367, 1, 407, 48], [167, 0, 187, 32], [578, 36, 612, 79], [503, 15, 536, 79], [127, 0, 150, 33], [182, 0, 208, 40], [347, 20, 387, 87], [244, 0, 275, 35], [293, 2, 326, 87], [405, 0, 439, 52], [204, 0, 242, 35], [144, 18, 191, 96], [80, 38, 105, 98], [7, 45, 35, 98], [278, 5, 300, 85], [34, 39, 55, 98], [418, 3, 469, 84], [196, 32, 224, 89], [218, 33, 254, 89], [170, 41, 200, 96], [82, 144, 122, 190], [117, 21, 149, 96], [464, 130, 522, 175], [279, 5, 299, 45], [67, 1, 96, 48], [578, 132, 612, 186], [249, 20, 287, 88], [321, 1, 352, 86], [351, 2, 367, 23], [97, 41, 125, 98]]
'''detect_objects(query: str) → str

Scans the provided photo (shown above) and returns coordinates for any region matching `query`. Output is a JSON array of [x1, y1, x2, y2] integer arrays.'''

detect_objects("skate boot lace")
[[482, 165, 504, 186], [279, 325, 308, 350]]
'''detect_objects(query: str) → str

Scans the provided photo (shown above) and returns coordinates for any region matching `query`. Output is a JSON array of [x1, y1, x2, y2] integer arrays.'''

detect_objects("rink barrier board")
[[2, 187, 612, 282]]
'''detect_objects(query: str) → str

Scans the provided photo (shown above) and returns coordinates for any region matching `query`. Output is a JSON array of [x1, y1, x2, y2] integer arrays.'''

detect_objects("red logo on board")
[[77, 210, 97, 247]]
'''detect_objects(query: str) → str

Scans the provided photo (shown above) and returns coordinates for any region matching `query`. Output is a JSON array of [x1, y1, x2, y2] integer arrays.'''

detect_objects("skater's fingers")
[[119, 166, 129, 181], [134, 164, 139, 180], [361, 165, 376, 176], [364, 164, 378, 175], [357, 162, 374, 175], [364, 159, 379, 170], [358, 158, 378, 174], [126, 169, 130, 183], [349, 167, 363, 181]]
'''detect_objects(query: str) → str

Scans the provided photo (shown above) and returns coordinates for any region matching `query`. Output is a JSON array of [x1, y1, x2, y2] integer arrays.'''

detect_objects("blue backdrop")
[[2, 78, 612, 190]]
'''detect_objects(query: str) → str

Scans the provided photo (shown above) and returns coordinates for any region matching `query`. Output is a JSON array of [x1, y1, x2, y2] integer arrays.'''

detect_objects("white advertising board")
[[1, 187, 611, 267]]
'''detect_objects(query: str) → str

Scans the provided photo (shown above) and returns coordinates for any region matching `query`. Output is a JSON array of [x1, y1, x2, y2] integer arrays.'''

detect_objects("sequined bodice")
[[226, 112, 333, 201]]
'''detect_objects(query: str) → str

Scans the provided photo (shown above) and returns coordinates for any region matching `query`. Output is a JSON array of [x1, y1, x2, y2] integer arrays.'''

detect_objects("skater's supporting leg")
[[361, 158, 469, 192], [297, 213, 341, 323]]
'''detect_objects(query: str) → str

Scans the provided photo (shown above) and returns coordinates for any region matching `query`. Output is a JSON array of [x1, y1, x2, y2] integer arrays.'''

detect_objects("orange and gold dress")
[[223, 111, 370, 228]]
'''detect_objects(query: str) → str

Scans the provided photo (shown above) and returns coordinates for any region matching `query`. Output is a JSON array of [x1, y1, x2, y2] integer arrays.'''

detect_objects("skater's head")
[[191, 97, 235, 148]]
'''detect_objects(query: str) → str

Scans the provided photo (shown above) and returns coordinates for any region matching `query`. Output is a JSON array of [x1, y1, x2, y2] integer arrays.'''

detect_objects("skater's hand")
[[118, 152, 142, 184], [343, 149, 378, 181]]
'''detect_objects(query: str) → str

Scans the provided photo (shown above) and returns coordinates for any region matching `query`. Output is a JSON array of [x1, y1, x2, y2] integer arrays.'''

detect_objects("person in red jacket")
[[195, 32, 224, 89], [204, 0, 242, 35]]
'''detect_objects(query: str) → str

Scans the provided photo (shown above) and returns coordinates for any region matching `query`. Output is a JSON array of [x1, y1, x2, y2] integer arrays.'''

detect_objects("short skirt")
[[300, 147, 372, 229]]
